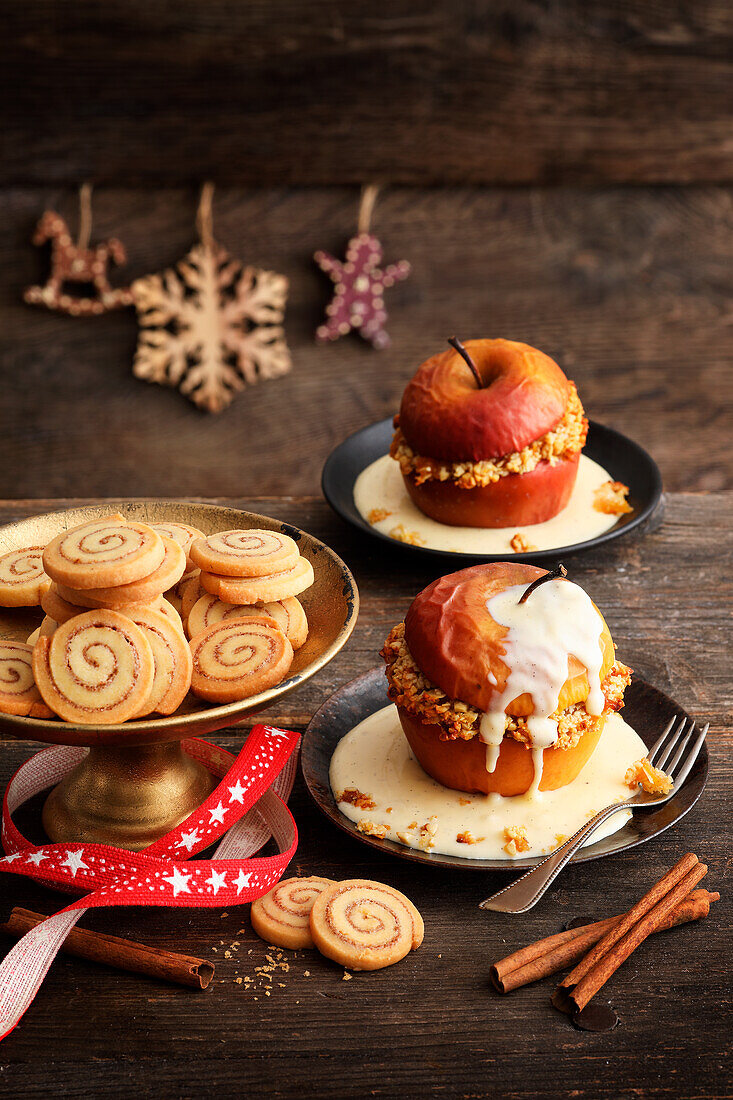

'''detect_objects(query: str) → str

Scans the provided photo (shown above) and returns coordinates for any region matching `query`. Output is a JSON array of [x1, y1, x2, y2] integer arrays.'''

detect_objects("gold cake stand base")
[[41, 743, 218, 851]]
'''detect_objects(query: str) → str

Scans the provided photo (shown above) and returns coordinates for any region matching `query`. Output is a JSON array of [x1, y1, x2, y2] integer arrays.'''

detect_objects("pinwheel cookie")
[[151, 521, 205, 573], [124, 606, 192, 716], [43, 515, 165, 589], [0, 640, 53, 718], [33, 609, 155, 724], [200, 557, 314, 605], [0, 546, 50, 607], [251, 876, 336, 949], [309, 880, 424, 971], [190, 529, 300, 578], [187, 593, 308, 649], [53, 537, 186, 609], [189, 615, 293, 704]]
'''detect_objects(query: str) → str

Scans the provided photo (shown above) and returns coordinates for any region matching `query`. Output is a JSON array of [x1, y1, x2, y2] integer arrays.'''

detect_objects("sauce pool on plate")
[[354, 453, 624, 553], [330, 705, 647, 861]]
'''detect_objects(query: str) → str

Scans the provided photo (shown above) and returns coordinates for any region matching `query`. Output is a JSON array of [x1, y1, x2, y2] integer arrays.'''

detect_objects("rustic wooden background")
[[1, 1, 732, 499], [0, 2, 732, 1097]]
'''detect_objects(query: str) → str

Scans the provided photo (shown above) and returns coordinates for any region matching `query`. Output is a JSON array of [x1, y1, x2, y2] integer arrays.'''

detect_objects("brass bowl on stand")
[[0, 501, 359, 851]]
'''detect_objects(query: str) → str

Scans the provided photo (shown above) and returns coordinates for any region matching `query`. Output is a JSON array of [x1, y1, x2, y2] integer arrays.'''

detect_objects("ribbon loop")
[[0, 725, 300, 1038]]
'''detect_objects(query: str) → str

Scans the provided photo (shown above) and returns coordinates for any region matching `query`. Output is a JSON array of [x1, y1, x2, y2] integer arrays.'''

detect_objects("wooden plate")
[[301, 667, 708, 872], [321, 418, 663, 562], [0, 501, 359, 745]]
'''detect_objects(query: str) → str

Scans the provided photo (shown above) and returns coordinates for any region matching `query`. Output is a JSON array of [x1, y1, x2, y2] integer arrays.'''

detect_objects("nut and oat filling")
[[391, 383, 588, 489], [381, 622, 632, 751]]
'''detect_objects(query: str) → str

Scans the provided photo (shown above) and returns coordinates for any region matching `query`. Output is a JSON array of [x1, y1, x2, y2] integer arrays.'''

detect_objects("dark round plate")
[[301, 668, 708, 872], [321, 418, 663, 562]]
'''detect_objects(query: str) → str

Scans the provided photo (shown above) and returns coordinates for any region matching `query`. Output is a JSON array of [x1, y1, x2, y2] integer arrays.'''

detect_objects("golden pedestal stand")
[[0, 502, 359, 851]]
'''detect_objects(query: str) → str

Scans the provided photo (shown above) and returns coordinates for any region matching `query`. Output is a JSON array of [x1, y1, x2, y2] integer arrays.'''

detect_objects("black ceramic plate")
[[301, 668, 708, 872], [322, 418, 663, 562]]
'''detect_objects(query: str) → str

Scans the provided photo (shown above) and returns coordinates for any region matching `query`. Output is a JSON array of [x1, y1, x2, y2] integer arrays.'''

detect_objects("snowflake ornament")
[[315, 233, 410, 350], [132, 240, 291, 413]]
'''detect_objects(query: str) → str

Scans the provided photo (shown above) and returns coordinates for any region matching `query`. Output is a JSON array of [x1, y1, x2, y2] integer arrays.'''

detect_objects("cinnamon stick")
[[491, 889, 719, 993], [554, 853, 708, 1014], [0, 908, 215, 990]]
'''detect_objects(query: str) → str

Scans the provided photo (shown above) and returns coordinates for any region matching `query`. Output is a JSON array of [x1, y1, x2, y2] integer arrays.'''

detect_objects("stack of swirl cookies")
[[183, 529, 313, 704], [32, 514, 192, 724], [0, 516, 312, 726]]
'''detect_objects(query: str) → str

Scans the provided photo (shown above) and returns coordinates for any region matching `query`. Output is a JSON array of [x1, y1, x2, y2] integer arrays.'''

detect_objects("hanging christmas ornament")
[[131, 184, 291, 414], [314, 185, 410, 350], [24, 184, 132, 316]]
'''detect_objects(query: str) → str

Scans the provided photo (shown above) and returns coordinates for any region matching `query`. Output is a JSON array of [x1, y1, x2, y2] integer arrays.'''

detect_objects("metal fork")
[[478, 716, 709, 914]]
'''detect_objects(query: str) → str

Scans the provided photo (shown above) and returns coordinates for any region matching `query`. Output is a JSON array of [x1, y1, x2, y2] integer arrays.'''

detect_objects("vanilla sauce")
[[354, 453, 623, 554], [329, 706, 646, 861]]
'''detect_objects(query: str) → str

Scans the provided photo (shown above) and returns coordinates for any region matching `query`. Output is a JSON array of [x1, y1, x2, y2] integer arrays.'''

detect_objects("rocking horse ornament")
[[24, 184, 133, 316]]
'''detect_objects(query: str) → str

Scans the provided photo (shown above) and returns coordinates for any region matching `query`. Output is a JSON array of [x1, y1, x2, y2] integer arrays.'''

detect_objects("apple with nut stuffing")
[[331, 563, 656, 860]]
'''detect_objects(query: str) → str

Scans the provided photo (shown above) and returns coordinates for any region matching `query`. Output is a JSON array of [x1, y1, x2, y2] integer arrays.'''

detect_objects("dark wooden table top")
[[0, 493, 730, 1099]]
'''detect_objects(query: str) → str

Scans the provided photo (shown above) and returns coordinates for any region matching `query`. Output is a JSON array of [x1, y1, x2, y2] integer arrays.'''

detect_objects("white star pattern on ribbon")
[[163, 867, 192, 897], [176, 828, 201, 853], [234, 869, 252, 894], [206, 869, 227, 895], [208, 802, 227, 825], [228, 780, 246, 804], [0, 723, 301, 1039], [62, 850, 88, 877]]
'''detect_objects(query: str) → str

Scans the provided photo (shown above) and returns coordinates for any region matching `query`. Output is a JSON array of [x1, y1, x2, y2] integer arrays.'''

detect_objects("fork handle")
[[479, 801, 631, 913]]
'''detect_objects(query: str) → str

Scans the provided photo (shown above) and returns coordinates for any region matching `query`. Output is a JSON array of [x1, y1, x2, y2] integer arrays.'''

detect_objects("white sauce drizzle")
[[478, 579, 605, 792], [330, 706, 645, 861], [353, 453, 624, 555]]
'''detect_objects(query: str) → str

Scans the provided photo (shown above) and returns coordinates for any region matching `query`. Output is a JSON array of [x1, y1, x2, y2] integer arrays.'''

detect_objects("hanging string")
[[77, 183, 93, 251], [197, 182, 216, 251], [357, 184, 380, 235]]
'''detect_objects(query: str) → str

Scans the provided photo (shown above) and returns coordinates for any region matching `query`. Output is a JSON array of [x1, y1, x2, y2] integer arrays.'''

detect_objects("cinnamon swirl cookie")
[[0, 546, 50, 607], [187, 594, 308, 649], [189, 615, 293, 704], [53, 537, 186, 609], [124, 606, 192, 716], [251, 876, 336, 949], [190, 529, 300, 578], [309, 880, 424, 971], [43, 515, 165, 590], [200, 557, 314, 605], [150, 522, 205, 572], [41, 584, 86, 624], [0, 641, 53, 718], [33, 609, 155, 724]]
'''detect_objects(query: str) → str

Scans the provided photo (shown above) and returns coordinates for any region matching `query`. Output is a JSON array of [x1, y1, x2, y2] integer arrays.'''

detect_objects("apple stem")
[[448, 336, 483, 389], [519, 563, 568, 604]]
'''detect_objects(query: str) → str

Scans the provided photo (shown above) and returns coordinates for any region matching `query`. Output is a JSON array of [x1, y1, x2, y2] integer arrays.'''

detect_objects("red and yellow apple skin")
[[397, 706, 607, 796], [402, 453, 580, 528], [398, 338, 571, 463]]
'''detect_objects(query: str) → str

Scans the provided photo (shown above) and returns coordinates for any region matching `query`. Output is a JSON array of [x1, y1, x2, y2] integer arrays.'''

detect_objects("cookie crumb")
[[625, 757, 673, 794], [503, 825, 530, 856], [389, 524, 426, 547], [356, 819, 389, 840], [343, 971, 352, 981], [367, 508, 392, 525], [593, 480, 632, 515], [339, 787, 377, 811], [510, 533, 537, 553]]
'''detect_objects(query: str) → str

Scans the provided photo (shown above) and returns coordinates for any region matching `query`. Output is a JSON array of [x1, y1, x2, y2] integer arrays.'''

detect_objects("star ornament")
[[314, 233, 410, 350]]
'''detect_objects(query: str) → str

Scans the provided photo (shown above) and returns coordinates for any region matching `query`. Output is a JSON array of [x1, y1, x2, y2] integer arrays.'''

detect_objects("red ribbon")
[[0, 724, 299, 1039]]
